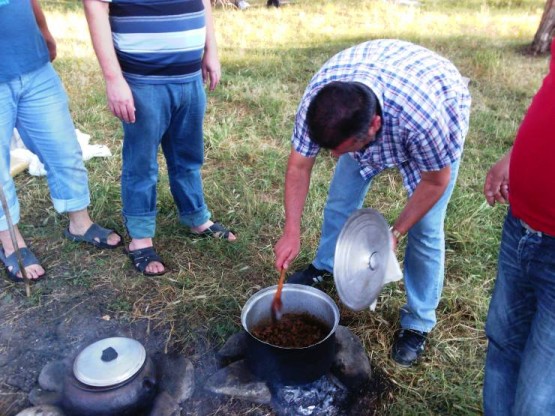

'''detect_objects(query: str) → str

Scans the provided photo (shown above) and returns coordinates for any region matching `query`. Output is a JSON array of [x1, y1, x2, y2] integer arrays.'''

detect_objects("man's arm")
[[274, 149, 316, 271], [83, 0, 135, 123], [31, 0, 56, 61], [483, 149, 511, 206], [201, 0, 221, 91], [391, 165, 452, 249]]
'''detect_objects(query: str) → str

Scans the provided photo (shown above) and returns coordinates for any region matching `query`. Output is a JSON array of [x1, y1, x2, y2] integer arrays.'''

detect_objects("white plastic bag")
[[368, 249, 403, 311], [9, 128, 112, 177]]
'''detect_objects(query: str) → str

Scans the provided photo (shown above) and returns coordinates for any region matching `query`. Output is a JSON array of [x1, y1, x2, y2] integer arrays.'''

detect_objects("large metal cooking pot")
[[62, 337, 158, 416], [241, 284, 340, 384]]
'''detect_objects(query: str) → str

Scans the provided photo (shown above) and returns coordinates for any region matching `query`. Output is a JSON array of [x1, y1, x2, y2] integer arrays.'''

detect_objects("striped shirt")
[[293, 39, 471, 194], [100, 0, 206, 84]]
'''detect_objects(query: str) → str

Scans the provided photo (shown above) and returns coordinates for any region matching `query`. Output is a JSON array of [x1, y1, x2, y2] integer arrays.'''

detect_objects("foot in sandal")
[[190, 220, 236, 241], [127, 238, 166, 276], [0, 227, 45, 282]]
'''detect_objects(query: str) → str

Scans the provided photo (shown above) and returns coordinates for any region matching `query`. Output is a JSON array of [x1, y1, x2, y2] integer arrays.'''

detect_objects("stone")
[[28, 388, 63, 407], [331, 326, 373, 389], [148, 391, 181, 416], [15, 405, 66, 416], [204, 360, 271, 404], [217, 331, 247, 362], [38, 360, 69, 392], [156, 354, 195, 403]]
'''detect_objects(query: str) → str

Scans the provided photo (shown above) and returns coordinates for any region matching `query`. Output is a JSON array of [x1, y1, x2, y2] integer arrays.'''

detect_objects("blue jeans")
[[0, 63, 90, 230], [483, 209, 555, 416], [313, 154, 460, 332], [121, 78, 211, 239]]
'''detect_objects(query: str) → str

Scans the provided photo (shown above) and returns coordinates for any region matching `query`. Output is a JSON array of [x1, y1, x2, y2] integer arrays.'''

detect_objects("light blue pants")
[[313, 154, 460, 332], [0, 63, 90, 231]]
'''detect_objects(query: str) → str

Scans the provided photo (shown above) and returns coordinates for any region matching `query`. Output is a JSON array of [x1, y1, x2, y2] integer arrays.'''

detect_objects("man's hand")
[[43, 32, 57, 62], [202, 49, 221, 92], [390, 227, 402, 251], [484, 150, 511, 206], [105, 77, 135, 123], [274, 231, 301, 271]]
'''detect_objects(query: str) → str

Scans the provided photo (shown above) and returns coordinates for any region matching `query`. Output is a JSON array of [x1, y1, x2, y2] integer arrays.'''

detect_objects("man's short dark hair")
[[306, 81, 379, 149]]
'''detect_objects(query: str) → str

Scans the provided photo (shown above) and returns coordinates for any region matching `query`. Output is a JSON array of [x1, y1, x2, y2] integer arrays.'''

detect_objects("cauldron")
[[62, 337, 158, 416], [241, 284, 340, 384]]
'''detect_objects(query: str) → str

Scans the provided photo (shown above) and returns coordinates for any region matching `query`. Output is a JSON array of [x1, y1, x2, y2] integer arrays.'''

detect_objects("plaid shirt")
[[292, 39, 471, 194]]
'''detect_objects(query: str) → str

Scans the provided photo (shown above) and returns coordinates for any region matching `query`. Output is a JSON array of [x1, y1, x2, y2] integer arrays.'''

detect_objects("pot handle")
[[142, 376, 157, 391]]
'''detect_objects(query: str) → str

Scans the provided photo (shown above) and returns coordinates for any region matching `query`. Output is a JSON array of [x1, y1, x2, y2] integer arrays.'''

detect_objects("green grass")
[[12, 0, 550, 414]]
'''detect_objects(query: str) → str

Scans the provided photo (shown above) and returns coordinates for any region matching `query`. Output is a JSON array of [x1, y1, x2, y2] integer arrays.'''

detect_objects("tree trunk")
[[531, 0, 555, 54]]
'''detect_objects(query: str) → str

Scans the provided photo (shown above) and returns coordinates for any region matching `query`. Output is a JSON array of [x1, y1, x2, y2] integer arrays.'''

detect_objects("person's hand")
[[105, 77, 136, 123], [390, 230, 399, 252], [390, 226, 406, 252], [201, 49, 221, 91], [484, 151, 511, 206], [43, 32, 57, 61], [274, 232, 301, 271]]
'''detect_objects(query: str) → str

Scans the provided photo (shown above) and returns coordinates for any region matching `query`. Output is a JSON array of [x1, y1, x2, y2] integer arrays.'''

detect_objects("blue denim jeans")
[[483, 209, 555, 416], [122, 78, 211, 239], [0, 63, 90, 230], [313, 154, 460, 332]]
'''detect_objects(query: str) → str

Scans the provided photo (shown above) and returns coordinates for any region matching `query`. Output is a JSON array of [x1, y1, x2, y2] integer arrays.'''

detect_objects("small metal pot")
[[241, 284, 340, 384], [62, 337, 158, 416]]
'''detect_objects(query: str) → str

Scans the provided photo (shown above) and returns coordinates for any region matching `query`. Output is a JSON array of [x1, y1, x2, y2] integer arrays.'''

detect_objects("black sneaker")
[[286, 264, 332, 287], [391, 329, 427, 367]]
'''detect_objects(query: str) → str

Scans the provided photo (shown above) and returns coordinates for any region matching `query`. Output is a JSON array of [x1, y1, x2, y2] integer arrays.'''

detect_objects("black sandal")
[[126, 247, 166, 276], [191, 222, 235, 240], [0, 247, 45, 283], [64, 223, 123, 250]]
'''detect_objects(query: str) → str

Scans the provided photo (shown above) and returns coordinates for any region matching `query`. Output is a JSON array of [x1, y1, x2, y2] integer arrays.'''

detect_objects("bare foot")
[[128, 238, 165, 275]]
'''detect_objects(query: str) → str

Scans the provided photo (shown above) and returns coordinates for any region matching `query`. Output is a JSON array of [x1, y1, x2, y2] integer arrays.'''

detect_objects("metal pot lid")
[[333, 208, 391, 311], [73, 337, 146, 387]]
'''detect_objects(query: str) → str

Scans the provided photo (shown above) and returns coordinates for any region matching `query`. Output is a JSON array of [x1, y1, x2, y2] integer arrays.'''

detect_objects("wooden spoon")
[[270, 268, 286, 322]]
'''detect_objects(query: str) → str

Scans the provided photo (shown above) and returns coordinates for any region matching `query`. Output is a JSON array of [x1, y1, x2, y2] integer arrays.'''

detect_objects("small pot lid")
[[73, 337, 146, 387], [334, 208, 391, 311]]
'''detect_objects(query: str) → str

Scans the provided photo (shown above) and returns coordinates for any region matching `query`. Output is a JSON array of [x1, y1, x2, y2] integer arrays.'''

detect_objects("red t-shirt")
[[510, 38, 555, 236]]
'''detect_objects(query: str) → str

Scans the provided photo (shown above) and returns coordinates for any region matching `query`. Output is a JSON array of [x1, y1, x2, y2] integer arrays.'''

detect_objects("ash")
[[271, 374, 349, 416]]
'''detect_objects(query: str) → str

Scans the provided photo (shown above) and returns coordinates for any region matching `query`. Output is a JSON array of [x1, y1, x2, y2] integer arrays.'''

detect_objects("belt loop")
[[520, 219, 543, 237]]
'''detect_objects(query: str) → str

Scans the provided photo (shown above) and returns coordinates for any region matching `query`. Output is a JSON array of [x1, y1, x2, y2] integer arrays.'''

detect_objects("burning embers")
[[272, 374, 349, 415]]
